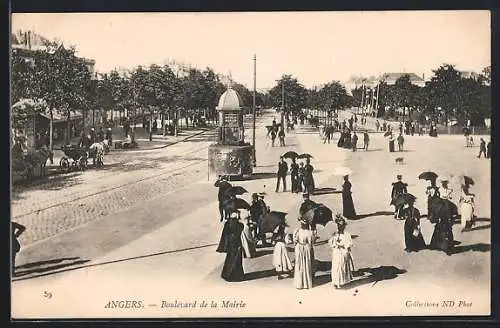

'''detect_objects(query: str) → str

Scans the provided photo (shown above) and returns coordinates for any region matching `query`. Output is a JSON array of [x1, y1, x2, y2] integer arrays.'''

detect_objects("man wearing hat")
[[250, 192, 268, 241], [391, 174, 408, 219], [276, 156, 288, 192], [216, 176, 232, 222], [105, 127, 113, 147]]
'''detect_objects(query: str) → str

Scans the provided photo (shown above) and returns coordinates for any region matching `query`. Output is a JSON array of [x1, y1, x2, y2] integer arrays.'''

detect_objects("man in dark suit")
[[290, 157, 299, 193], [391, 174, 408, 219], [276, 156, 288, 192], [216, 176, 232, 222]]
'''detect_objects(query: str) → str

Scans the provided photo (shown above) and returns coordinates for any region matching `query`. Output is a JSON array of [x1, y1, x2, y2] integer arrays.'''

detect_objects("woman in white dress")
[[329, 214, 354, 289], [459, 184, 475, 231], [293, 219, 314, 289]]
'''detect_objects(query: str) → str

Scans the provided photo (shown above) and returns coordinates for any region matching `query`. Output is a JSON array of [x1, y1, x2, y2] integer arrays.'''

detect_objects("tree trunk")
[[162, 109, 166, 136], [66, 109, 71, 144]]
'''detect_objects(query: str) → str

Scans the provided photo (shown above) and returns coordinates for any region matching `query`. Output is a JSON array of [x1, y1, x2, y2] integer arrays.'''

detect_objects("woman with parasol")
[[401, 194, 426, 252], [329, 214, 354, 289], [293, 217, 314, 289], [459, 178, 475, 231]]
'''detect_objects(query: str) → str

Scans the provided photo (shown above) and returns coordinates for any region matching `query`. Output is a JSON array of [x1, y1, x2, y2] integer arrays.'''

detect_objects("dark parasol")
[[418, 171, 438, 181], [222, 197, 251, 213], [392, 193, 417, 208], [260, 211, 288, 233], [303, 204, 333, 226], [214, 179, 232, 189], [282, 151, 299, 159], [460, 175, 475, 186], [383, 131, 392, 137], [298, 153, 314, 159], [224, 186, 248, 197]]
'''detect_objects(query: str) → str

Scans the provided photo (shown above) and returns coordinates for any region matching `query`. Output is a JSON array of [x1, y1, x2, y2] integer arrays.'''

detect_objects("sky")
[[11, 11, 490, 90]]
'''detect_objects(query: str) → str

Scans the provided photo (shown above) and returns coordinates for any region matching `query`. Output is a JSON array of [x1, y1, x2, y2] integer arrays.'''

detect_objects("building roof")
[[217, 88, 242, 111], [382, 72, 425, 83]]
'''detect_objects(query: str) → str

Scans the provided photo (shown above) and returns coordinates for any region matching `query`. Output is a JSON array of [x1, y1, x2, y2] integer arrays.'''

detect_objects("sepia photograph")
[[10, 10, 491, 318]]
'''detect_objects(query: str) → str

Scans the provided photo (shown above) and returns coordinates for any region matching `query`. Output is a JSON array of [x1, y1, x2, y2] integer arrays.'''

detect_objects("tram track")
[[12, 138, 212, 220]]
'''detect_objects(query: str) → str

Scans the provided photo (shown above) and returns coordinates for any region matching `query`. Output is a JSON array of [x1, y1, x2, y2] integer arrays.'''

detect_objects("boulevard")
[[12, 108, 490, 318]]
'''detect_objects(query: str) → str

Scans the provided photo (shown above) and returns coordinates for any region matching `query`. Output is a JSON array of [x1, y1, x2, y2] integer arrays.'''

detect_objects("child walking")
[[273, 231, 294, 280]]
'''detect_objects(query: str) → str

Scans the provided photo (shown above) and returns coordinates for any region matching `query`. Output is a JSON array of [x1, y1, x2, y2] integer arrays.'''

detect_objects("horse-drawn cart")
[[59, 144, 88, 172]]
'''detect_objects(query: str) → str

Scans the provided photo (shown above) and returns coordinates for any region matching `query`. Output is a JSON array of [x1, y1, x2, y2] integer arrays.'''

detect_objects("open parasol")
[[459, 175, 474, 186], [224, 186, 248, 197], [383, 131, 392, 137], [303, 204, 333, 226], [392, 193, 416, 208], [298, 153, 314, 159], [418, 171, 438, 181], [260, 211, 287, 233], [222, 197, 251, 213], [282, 151, 299, 159]]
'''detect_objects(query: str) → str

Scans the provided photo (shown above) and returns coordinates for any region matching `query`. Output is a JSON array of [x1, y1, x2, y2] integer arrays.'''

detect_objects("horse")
[[89, 142, 105, 167]]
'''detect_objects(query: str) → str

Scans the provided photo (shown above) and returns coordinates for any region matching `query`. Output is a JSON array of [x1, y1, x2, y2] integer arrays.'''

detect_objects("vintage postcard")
[[10, 11, 490, 318]]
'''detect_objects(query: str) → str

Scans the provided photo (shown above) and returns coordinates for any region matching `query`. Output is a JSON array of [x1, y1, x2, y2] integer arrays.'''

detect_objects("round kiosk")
[[208, 86, 254, 181]]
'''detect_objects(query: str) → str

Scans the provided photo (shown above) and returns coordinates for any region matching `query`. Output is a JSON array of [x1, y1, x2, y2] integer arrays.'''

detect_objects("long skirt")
[[429, 220, 451, 252], [221, 248, 244, 282], [342, 193, 357, 219], [460, 202, 474, 228], [273, 243, 293, 273], [404, 220, 426, 251], [331, 248, 354, 287], [293, 244, 313, 289], [389, 140, 395, 152]]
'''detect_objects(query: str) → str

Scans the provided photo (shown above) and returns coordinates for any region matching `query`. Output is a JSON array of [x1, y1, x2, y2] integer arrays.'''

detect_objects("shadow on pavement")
[[352, 211, 394, 220], [13, 257, 90, 278], [311, 187, 340, 196], [345, 266, 407, 289], [448, 243, 490, 254], [12, 243, 219, 282], [100, 160, 161, 172], [468, 224, 491, 231], [12, 172, 83, 196], [244, 269, 277, 281], [250, 172, 276, 180]]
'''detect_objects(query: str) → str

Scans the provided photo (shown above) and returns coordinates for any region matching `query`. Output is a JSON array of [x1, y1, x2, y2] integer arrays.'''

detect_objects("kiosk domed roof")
[[217, 88, 242, 111]]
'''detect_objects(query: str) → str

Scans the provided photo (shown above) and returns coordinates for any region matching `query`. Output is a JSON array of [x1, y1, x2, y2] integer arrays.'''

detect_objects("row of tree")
[[351, 65, 491, 126]]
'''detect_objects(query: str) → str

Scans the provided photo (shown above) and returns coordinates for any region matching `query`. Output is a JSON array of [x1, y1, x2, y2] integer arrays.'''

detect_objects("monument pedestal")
[[208, 144, 254, 181]]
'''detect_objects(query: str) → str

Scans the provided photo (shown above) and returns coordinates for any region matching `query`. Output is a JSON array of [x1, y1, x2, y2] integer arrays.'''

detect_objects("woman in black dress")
[[218, 212, 245, 282], [341, 175, 357, 219], [12, 221, 26, 275], [402, 200, 426, 252]]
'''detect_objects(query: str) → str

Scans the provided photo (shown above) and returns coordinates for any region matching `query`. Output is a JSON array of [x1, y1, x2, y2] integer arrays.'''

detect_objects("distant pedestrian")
[[375, 120, 380, 132], [478, 138, 487, 158], [411, 122, 415, 136], [278, 128, 286, 146], [276, 156, 288, 192], [290, 158, 300, 193], [303, 158, 315, 194], [399, 123, 403, 135], [397, 133, 405, 151], [487, 140, 491, 158], [363, 132, 369, 151], [388, 133, 395, 152], [12, 221, 26, 275], [351, 132, 358, 152], [298, 162, 305, 192], [271, 129, 277, 147]]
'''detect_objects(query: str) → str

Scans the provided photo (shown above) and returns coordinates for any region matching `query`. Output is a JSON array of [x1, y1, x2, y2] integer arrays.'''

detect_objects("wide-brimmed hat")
[[397, 174, 402, 179]]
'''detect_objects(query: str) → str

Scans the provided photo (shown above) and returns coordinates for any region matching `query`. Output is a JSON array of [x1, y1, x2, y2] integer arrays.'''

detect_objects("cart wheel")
[[60, 157, 70, 172], [78, 156, 87, 171]]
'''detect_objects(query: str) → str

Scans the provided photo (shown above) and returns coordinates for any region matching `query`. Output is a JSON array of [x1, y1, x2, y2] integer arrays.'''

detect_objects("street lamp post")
[[281, 82, 285, 127], [252, 54, 257, 167]]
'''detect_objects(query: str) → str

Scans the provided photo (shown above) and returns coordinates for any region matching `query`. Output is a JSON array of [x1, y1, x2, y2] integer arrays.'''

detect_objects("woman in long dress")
[[220, 212, 245, 282], [342, 175, 357, 219], [329, 215, 354, 288], [293, 219, 314, 289], [402, 201, 426, 252], [273, 230, 294, 279], [459, 184, 475, 231]]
